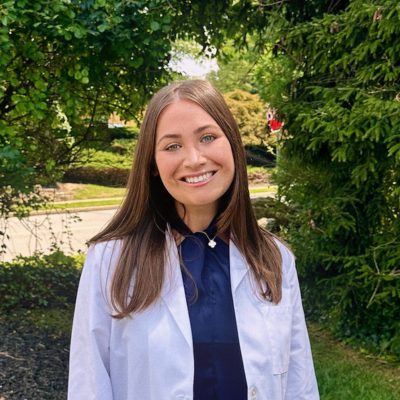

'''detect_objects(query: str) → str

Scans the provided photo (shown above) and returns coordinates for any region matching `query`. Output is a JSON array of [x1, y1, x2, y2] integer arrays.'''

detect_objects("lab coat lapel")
[[230, 239, 249, 293], [161, 233, 193, 350]]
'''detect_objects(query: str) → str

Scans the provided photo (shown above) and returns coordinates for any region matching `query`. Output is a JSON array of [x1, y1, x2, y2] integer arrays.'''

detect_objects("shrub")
[[223, 89, 271, 146], [108, 126, 139, 141], [245, 145, 276, 168], [111, 138, 138, 155], [79, 150, 133, 170], [257, 0, 400, 358], [0, 251, 83, 310], [64, 167, 129, 186]]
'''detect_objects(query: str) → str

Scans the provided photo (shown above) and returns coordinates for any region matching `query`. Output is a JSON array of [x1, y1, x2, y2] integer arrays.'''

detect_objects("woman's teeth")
[[185, 172, 213, 183]]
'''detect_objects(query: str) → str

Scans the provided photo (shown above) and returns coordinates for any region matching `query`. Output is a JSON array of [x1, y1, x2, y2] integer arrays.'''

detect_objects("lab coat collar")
[[229, 238, 250, 293], [161, 231, 193, 350], [160, 230, 250, 350]]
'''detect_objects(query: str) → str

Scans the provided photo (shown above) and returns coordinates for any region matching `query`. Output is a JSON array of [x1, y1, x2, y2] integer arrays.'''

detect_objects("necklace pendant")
[[208, 239, 217, 249]]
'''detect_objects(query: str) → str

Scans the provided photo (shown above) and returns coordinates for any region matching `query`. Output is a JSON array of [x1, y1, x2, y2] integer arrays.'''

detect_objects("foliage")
[[0, 185, 45, 218], [262, 0, 400, 356], [110, 138, 137, 155], [64, 166, 129, 186], [108, 126, 139, 141], [251, 197, 296, 232], [223, 89, 270, 146], [0, 0, 263, 215], [252, 52, 298, 116], [80, 149, 133, 170], [206, 41, 258, 93], [0, 251, 83, 310]]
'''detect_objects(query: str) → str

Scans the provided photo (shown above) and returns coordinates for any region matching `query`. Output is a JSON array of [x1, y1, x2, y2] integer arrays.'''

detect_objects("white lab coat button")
[[250, 386, 258, 399]]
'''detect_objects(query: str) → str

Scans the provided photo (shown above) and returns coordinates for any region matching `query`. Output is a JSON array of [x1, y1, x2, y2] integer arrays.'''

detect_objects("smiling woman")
[[154, 99, 235, 232], [68, 80, 320, 400]]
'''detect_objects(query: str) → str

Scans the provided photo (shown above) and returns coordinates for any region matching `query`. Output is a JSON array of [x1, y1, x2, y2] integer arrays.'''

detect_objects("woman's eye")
[[166, 144, 180, 151], [202, 135, 215, 143]]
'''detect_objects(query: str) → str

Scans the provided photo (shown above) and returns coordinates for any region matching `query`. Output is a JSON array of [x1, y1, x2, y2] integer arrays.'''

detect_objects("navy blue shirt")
[[180, 222, 247, 400]]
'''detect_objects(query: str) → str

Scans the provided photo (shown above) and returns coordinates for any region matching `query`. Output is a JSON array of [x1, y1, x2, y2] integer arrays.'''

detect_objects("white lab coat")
[[68, 233, 319, 400]]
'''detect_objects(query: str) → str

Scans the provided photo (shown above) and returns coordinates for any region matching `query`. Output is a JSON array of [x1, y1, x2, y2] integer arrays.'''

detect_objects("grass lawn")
[[73, 184, 126, 200], [250, 187, 276, 193], [48, 199, 122, 209], [308, 323, 400, 400]]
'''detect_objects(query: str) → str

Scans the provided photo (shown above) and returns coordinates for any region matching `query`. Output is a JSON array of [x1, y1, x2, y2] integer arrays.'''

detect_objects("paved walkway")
[[1, 209, 117, 262]]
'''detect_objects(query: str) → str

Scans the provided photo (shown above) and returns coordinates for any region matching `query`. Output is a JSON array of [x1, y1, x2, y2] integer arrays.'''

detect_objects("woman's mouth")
[[183, 172, 214, 183]]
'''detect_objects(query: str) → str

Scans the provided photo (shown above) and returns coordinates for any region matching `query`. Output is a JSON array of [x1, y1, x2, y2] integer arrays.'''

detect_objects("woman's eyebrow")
[[157, 133, 181, 145], [157, 124, 219, 145], [193, 124, 218, 135]]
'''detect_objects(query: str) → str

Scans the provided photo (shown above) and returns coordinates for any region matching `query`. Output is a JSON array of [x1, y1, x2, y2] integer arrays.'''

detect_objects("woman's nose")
[[183, 146, 207, 168]]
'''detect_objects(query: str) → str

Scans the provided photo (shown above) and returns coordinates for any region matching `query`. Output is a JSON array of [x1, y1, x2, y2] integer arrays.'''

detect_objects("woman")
[[68, 80, 319, 400]]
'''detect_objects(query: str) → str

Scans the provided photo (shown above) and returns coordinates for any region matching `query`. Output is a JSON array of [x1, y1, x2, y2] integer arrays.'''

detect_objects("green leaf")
[[162, 15, 171, 24], [73, 26, 85, 38], [132, 57, 143, 68], [150, 21, 160, 31], [67, 10, 76, 19], [98, 24, 107, 33], [16, 102, 26, 113]]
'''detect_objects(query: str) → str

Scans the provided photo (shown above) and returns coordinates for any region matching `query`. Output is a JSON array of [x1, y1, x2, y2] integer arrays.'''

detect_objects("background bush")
[[63, 167, 129, 187], [265, 0, 400, 358], [107, 126, 139, 141], [0, 251, 83, 310]]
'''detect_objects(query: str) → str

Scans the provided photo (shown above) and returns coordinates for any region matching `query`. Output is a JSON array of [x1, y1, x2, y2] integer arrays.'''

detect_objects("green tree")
[[206, 43, 258, 94], [223, 89, 269, 146], [260, 0, 400, 356], [0, 0, 269, 218]]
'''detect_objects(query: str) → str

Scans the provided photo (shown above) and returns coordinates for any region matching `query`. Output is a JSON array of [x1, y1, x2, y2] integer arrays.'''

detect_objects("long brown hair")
[[89, 80, 282, 318]]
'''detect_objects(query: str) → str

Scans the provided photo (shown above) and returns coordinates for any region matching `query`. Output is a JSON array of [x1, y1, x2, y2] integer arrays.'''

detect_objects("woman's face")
[[154, 99, 235, 217]]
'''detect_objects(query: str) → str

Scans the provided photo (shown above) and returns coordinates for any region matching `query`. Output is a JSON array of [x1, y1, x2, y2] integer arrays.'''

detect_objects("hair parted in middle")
[[89, 79, 283, 319]]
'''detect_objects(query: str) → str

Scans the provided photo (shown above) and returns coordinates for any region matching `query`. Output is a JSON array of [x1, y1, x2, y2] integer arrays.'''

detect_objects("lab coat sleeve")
[[68, 244, 114, 400], [284, 248, 320, 400]]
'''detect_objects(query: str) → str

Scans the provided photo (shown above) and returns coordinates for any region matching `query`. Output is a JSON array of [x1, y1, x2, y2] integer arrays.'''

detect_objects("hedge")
[[0, 251, 83, 310], [63, 167, 129, 187]]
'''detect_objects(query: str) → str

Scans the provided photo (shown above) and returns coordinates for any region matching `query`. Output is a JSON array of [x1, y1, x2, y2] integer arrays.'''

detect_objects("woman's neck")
[[175, 202, 218, 232]]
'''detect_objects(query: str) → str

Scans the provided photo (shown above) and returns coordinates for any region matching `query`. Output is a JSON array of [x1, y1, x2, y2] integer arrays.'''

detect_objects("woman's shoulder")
[[273, 237, 295, 273], [85, 239, 123, 274]]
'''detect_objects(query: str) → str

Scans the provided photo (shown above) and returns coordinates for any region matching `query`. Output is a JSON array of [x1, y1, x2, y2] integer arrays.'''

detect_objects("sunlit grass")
[[250, 187, 276, 193], [49, 199, 122, 209], [72, 184, 126, 200], [308, 323, 400, 400]]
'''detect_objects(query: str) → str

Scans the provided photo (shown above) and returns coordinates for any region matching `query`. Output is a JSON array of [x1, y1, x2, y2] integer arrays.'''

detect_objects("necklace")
[[199, 231, 217, 249]]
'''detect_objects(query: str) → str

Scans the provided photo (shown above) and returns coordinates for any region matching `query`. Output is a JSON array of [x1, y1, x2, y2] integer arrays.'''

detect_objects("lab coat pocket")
[[265, 305, 292, 375]]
